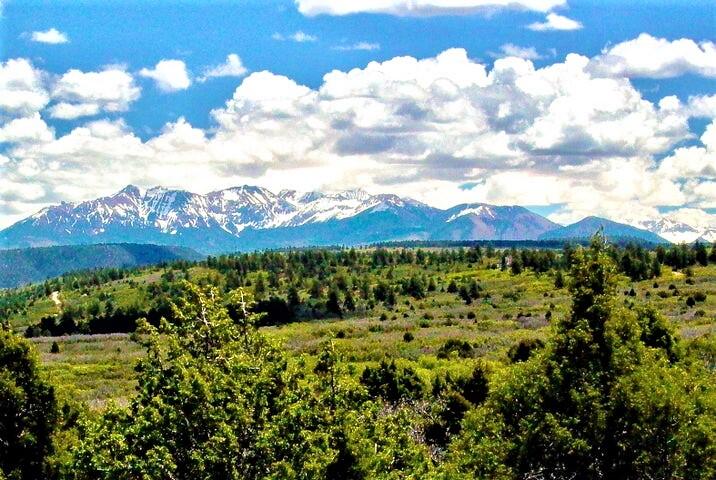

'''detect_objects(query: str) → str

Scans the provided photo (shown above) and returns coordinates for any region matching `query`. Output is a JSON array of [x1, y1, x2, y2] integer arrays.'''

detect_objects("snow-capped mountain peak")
[[639, 218, 703, 244], [0, 184, 572, 253], [114, 184, 142, 199]]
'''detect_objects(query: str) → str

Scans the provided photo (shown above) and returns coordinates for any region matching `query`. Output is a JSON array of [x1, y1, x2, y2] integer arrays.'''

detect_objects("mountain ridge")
[[0, 185, 676, 253], [539, 216, 667, 244], [0, 243, 203, 289]]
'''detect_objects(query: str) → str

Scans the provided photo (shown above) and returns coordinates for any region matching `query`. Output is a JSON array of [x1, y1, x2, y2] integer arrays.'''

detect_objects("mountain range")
[[0, 185, 675, 254]]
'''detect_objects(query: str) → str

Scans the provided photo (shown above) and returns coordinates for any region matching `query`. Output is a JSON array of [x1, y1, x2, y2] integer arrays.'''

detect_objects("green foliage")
[[0, 327, 59, 480], [437, 339, 474, 359], [360, 360, 424, 403], [447, 235, 716, 479], [2, 241, 716, 478], [506, 337, 544, 363], [70, 284, 337, 479]]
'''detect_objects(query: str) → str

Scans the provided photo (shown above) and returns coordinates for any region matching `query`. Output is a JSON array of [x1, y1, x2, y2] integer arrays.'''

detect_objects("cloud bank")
[[295, 0, 566, 16]]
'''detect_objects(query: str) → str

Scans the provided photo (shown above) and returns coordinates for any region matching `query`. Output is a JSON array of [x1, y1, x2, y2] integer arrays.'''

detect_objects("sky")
[[0, 0, 715, 229]]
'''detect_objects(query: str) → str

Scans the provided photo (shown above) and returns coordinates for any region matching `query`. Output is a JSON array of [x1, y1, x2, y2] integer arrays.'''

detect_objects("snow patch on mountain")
[[639, 218, 701, 244], [446, 205, 496, 223], [18, 185, 431, 237]]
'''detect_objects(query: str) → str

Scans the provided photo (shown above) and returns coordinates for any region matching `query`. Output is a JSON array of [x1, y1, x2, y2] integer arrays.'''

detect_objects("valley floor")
[[24, 261, 716, 409]]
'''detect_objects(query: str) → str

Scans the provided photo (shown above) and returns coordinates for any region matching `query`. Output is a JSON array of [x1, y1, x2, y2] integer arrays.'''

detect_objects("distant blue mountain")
[[432, 204, 559, 241], [538, 216, 668, 244]]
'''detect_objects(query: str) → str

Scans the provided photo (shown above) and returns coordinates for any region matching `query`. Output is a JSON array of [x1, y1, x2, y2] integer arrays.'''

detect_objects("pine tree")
[[327, 289, 343, 318], [343, 290, 356, 312], [554, 269, 565, 289]]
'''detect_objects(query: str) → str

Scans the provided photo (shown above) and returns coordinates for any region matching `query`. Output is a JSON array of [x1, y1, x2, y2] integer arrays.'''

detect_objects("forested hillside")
[[0, 243, 203, 288]]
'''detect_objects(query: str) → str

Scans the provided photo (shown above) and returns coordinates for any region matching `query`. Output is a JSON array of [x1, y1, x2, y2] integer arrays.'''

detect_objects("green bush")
[[0, 328, 59, 480], [447, 236, 716, 479]]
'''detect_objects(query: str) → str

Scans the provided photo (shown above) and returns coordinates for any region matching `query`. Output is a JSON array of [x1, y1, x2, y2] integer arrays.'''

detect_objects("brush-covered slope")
[[0, 243, 203, 288]]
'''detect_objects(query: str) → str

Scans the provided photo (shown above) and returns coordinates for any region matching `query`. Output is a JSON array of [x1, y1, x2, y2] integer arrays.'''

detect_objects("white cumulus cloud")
[[198, 54, 248, 82], [49, 66, 141, 119], [0, 58, 49, 116], [29, 28, 69, 44], [139, 59, 191, 92], [528, 12, 582, 31], [0, 113, 54, 144], [589, 34, 716, 78]]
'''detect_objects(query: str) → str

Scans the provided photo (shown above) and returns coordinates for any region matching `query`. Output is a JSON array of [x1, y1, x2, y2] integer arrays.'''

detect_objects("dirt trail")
[[50, 291, 62, 312]]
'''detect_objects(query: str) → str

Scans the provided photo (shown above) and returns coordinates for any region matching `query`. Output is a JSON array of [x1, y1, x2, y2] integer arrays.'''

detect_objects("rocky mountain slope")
[[0, 185, 563, 253]]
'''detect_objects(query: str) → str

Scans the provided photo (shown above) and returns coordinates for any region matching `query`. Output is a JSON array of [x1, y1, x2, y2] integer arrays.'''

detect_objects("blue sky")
[[4, 0, 713, 136], [1, 0, 715, 237]]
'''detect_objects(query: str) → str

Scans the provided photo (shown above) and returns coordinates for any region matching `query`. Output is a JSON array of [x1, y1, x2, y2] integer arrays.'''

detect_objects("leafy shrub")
[[437, 339, 474, 359], [360, 360, 424, 403], [0, 329, 59, 479], [507, 337, 545, 363]]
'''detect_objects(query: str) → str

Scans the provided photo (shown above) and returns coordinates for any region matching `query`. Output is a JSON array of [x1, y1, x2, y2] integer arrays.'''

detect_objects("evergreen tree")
[[287, 284, 301, 308], [343, 290, 356, 312], [510, 256, 523, 275], [651, 256, 662, 278], [253, 273, 267, 299], [695, 242, 709, 266], [554, 269, 565, 289], [327, 289, 343, 317]]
